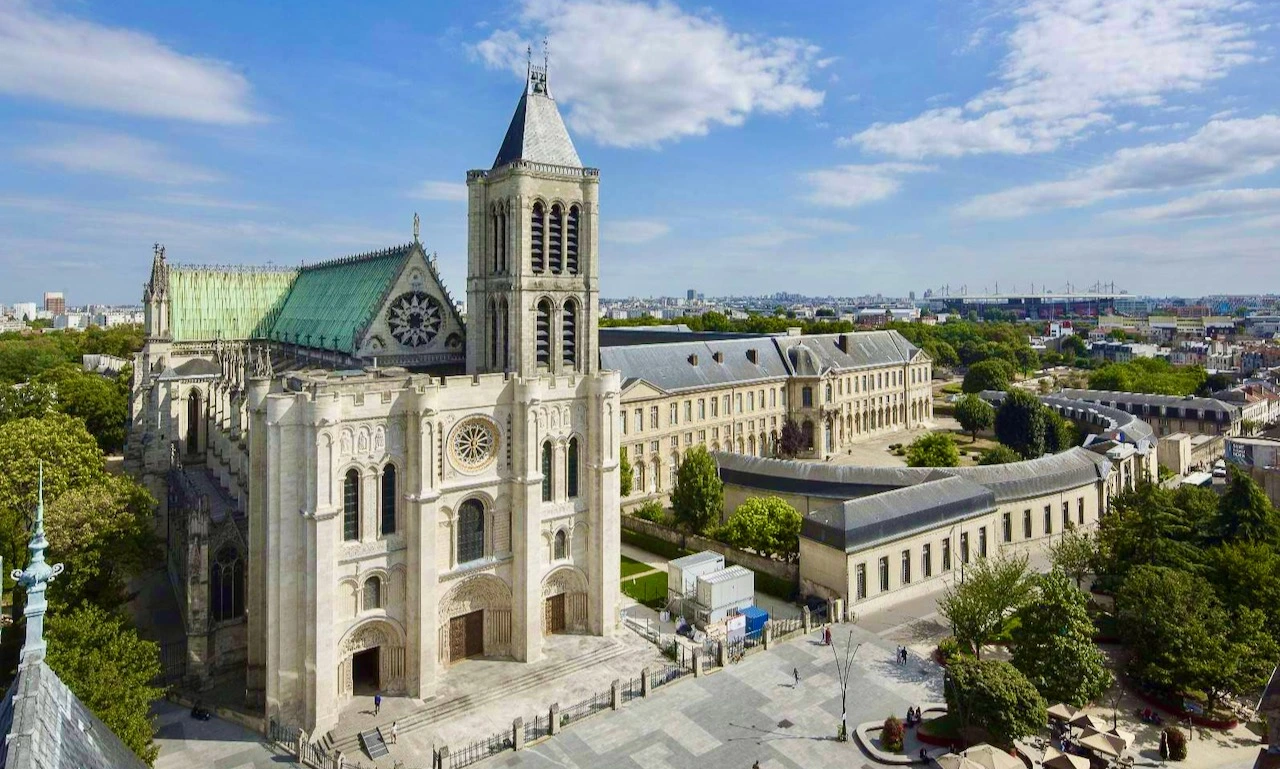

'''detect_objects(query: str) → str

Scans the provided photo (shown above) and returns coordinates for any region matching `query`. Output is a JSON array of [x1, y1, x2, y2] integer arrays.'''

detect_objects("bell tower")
[[466, 55, 599, 378]]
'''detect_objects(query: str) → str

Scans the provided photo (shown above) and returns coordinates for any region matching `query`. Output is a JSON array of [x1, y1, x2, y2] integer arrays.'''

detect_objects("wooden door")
[[546, 593, 566, 634], [463, 610, 484, 658], [449, 615, 466, 662]]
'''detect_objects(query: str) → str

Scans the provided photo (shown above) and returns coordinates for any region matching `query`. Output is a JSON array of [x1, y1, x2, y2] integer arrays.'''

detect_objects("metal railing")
[[524, 713, 550, 743], [622, 676, 644, 703], [447, 732, 513, 769], [560, 691, 611, 727], [155, 639, 188, 685], [650, 663, 686, 689]]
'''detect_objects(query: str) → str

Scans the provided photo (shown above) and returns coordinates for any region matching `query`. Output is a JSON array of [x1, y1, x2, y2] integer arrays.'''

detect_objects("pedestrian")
[[753, 762, 761, 769], [390, 720, 398, 744], [900, 646, 908, 664], [374, 692, 382, 716], [793, 667, 800, 686]]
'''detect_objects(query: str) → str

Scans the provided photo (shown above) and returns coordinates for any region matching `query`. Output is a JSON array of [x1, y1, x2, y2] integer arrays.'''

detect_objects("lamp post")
[[831, 631, 862, 742]]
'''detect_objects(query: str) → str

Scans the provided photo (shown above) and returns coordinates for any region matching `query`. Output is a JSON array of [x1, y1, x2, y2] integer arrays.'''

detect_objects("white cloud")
[[473, 0, 824, 148], [849, 0, 1255, 158], [0, 0, 259, 124], [21, 132, 220, 184], [802, 163, 934, 208], [146, 192, 265, 211], [1116, 188, 1280, 221], [957, 115, 1280, 218], [606, 219, 670, 244], [410, 180, 468, 202]]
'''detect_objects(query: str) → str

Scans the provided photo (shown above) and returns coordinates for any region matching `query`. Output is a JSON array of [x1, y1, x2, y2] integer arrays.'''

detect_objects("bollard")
[[513, 717, 524, 751], [611, 679, 622, 710], [641, 667, 652, 697], [549, 703, 561, 735], [694, 651, 704, 678], [803, 606, 812, 634]]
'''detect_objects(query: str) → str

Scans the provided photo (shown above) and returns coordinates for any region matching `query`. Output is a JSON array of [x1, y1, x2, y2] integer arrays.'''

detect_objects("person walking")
[[793, 667, 800, 686], [374, 692, 382, 716], [390, 720, 398, 744]]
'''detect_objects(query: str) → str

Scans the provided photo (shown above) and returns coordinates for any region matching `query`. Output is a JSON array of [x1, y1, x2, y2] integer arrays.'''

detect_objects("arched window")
[[566, 205, 580, 274], [636, 461, 646, 493], [549, 203, 564, 273], [802, 387, 813, 408], [210, 546, 243, 621], [562, 299, 577, 370], [554, 529, 567, 560], [802, 420, 815, 451], [491, 208, 500, 272], [567, 437, 580, 498], [380, 464, 396, 535], [499, 297, 510, 370], [489, 299, 500, 369], [536, 299, 552, 368], [457, 499, 485, 564], [541, 441, 554, 502], [531, 202, 546, 273], [498, 206, 507, 272], [825, 383, 833, 402], [186, 390, 201, 455], [343, 469, 360, 541], [363, 575, 382, 610]]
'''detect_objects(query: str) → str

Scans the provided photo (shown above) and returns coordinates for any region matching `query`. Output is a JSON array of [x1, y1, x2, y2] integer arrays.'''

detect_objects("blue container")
[[741, 606, 769, 636]]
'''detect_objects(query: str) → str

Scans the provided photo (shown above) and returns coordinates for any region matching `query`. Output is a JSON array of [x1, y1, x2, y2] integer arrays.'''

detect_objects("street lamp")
[[831, 631, 862, 742]]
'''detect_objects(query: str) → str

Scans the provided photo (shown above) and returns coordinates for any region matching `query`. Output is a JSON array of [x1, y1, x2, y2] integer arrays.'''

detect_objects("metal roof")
[[698, 565, 753, 584], [803, 475, 997, 553], [492, 67, 582, 169], [603, 337, 790, 394], [167, 265, 295, 342], [669, 551, 724, 570], [0, 659, 148, 769]]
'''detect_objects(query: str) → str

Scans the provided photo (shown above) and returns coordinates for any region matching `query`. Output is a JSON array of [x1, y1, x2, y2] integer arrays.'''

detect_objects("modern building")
[[42, 292, 65, 316], [127, 61, 620, 733]]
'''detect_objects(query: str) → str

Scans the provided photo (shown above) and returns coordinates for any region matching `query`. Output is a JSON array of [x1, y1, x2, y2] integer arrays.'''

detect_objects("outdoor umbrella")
[[1108, 727, 1136, 748], [1068, 712, 1107, 732], [1077, 728, 1126, 758], [958, 743, 1024, 769], [1042, 745, 1090, 769], [935, 754, 983, 769], [1047, 703, 1079, 722]]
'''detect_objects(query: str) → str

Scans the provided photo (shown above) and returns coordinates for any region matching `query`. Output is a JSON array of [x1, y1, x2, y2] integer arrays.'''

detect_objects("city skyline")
[[1, 0, 1279, 303]]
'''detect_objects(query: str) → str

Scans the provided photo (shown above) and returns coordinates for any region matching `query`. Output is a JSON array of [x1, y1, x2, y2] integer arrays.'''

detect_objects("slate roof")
[[492, 68, 582, 170], [956, 448, 1111, 503], [776, 331, 925, 374], [802, 475, 997, 553], [0, 659, 148, 769], [157, 357, 222, 381], [602, 337, 791, 394], [1058, 388, 1238, 416], [267, 246, 411, 355]]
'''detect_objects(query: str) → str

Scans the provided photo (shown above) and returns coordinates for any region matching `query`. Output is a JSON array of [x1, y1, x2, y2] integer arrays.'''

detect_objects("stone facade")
[[127, 63, 620, 733]]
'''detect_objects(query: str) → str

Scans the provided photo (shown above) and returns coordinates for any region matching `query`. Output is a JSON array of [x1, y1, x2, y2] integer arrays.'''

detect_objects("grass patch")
[[621, 554, 652, 578], [919, 712, 963, 740], [941, 383, 963, 394], [621, 570, 668, 610]]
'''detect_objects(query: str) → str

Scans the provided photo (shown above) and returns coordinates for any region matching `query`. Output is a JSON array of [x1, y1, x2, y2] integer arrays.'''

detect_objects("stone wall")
[[619, 515, 798, 583]]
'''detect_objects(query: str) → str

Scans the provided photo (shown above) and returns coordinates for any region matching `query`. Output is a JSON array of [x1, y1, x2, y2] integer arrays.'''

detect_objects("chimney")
[[713, 351, 724, 364], [747, 349, 759, 364], [837, 334, 850, 353], [688, 353, 699, 366]]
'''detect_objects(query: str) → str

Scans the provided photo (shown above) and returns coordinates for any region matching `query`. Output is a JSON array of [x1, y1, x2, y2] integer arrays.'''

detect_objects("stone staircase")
[[327, 640, 631, 756]]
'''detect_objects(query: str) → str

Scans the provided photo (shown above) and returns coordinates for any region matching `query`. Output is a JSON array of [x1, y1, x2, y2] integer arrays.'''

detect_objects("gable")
[[619, 379, 668, 401], [356, 245, 466, 365]]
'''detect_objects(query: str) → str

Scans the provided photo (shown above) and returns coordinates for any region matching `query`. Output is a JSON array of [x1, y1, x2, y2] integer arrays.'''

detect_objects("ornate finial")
[[526, 44, 532, 69], [153, 242, 160, 257], [413, 212, 420, 243], [11, 463, 65, 663], [160, 244, 165, 260], [543, 36, 549, 72]]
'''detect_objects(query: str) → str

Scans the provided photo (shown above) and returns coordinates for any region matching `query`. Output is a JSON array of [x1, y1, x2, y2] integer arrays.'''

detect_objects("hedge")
[[620, 529, 796, 600]]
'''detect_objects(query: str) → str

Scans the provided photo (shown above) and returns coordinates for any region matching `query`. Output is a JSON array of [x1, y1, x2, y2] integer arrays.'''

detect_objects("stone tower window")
[[531, 202, 546, 273], [549, 203, 564, 274], [536, 299, 552, 369], [380, 464, 396, 536], [211, 545, 244, 622], [457, 498, 485, 564], [554, 529, 567, 560], [363, 575, 382, 610], [343, 469, 360, 541], [562, 299, 578, 370], [542, 441, 554, 502], [566, 205, 580, 274], [567, 437, 580, 498]]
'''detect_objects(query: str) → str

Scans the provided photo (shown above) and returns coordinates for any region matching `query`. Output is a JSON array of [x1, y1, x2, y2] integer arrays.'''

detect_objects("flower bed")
[[1132, 688, 1239, 729], [916, 713, 965, 751]]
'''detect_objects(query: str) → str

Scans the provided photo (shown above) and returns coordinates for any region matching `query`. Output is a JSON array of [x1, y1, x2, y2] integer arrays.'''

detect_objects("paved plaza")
[[153, 699, 298, 769]]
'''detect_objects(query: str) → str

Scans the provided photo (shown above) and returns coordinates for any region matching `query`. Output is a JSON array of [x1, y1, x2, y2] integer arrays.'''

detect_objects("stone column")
[[512, 385, 544, 663], [244, 375, 271, 710], [408, 402, 440, 697], [641, 667, 651, 697]]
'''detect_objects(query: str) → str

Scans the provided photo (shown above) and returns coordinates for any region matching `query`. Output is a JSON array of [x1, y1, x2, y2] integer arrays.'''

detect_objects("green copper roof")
[[267, 246, 411, 354], [169, 267, 297, 342]]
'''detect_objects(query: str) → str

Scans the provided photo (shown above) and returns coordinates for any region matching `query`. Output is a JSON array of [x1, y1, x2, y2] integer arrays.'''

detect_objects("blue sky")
[[1, 0, 1278, 305]]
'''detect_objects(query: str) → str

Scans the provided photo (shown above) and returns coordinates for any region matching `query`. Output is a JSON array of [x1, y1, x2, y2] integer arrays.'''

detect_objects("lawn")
[[918, 712, 963, 741], [621, 554, 653, 578], [621, 570, 668, 610]]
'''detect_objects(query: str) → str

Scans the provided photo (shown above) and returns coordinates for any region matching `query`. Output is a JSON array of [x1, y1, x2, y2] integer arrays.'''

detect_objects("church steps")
[[330, 640, 631, 753]]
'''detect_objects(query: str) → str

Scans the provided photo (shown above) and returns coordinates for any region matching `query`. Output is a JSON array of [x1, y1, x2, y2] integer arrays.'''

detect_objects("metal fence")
[[267, 718, 300, 748], [524, 713, 550, 743], [771, 616, 804, 638], [649, 663, 686, 689], [155, 639, 188, 686], [560, 690, 611, 727], [621, 676, 644, 703], [446, 732, 513, 769]]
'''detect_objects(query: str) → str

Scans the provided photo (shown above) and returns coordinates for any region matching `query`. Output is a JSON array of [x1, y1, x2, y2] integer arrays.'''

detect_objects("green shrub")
[[620, 529, 690, 561], [634, 500, 667, 523], [1161, 727, 1187, 761], [937, 636, 962, 664], [881, 715, 905, 752]]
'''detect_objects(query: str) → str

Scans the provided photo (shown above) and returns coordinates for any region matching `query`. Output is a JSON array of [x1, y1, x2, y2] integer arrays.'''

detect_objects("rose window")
[[451, 418, 498, 471], [386, 291, 443, 348]]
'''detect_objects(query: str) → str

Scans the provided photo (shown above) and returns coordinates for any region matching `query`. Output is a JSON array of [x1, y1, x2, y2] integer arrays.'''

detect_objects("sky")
[[1, 0, 1278, 305]]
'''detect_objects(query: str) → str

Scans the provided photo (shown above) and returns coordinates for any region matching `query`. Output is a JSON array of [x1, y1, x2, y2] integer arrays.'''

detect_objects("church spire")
[[491, 40, 581, 170], [10, 463, 66, 664]]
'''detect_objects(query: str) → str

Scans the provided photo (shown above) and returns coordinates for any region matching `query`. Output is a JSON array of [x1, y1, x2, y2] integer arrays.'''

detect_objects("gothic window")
[[186, 390, 201, 455], [554, 529, 567, 560], [566, 205, 580, 274], [542, 441, 554, 502], [562, 299, 578, 369], [386, 291, 443, 348], [549, 203, 564, 273], [499, 298, 510, 370], [567, 437, 580, 498], [380, 464, 396, 536], [498, 206, 507, 272], [363, 575, 382, 610], [536, 299, 552, 368], [489, 299, 500, 369], [491, 208, 500, 272], [457, 498, 485, 564], [343, 469, 360, 541], [210, 546, 243, 622], [531, 202, 546, 273]]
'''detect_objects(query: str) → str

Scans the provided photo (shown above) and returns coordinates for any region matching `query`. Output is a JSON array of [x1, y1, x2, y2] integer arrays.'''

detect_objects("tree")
[[778, 419, 805, 459], [994, 388, 1047, 459], [954, 394, 994, 442], [1205, 541, 1280, 642], [1049, 524, 1097, 589], [670, 446, 723, 534], [978, 445, 1021, 465], [715, 496, 802, 562], [46, 605, 163, 764], [945, 657, 1047, 747], [962, 359, 1014, 394], [0, 379, 54, 423], [1211, 465, 1279, 545], [938, 553, 1032, 658], [1010, 571, 1112, 706], [1043, 410, 1077, 453], [1094, 483, 1202, 587], [619, 447, 634, 497], [45, 474, 159, 614], [1060, 335, 1087, 358], [1199, 372, 1232, 396], [905, 432, 960, 467], [37, 365, 129, 453]]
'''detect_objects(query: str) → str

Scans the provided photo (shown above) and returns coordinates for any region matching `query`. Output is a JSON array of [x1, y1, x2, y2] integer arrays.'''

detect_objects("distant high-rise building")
[[43, 292, 64, 315], [686, 289, 696, 301], [909, 291, 916, 301]]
